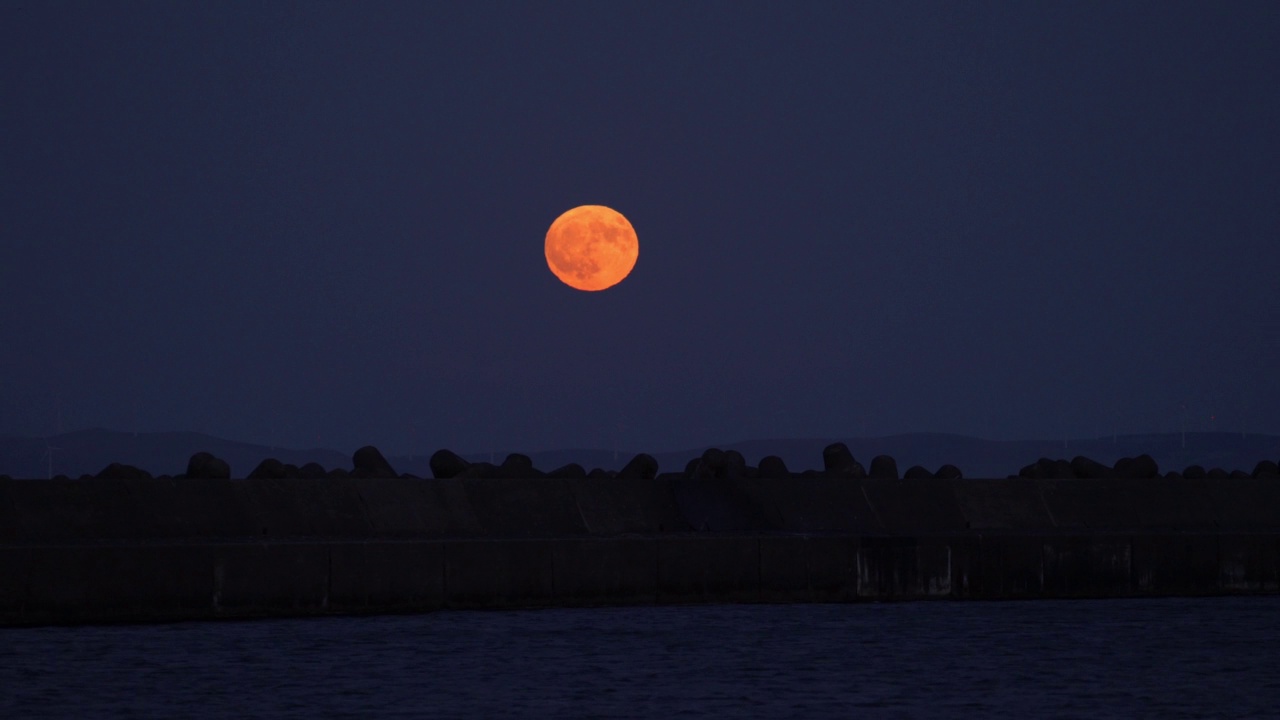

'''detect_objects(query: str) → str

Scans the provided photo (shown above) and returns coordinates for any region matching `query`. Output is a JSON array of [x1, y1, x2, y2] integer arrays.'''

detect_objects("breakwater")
[[2, 475, 1278, 625]]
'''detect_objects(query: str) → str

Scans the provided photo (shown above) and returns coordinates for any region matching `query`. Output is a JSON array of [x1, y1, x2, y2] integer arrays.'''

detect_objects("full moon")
[[544, 205, 638, 291]]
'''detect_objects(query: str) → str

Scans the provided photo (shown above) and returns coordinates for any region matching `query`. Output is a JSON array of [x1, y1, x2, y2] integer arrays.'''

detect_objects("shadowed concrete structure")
[[1, 474, 1278, 625]]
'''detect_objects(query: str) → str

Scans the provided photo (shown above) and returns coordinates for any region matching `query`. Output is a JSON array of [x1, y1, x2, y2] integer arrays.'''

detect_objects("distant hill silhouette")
[[451, 433, 1280, 480], [676, 433, 1280, 480], [1, 428, 1277, 479], [0, 429, 348, 480]]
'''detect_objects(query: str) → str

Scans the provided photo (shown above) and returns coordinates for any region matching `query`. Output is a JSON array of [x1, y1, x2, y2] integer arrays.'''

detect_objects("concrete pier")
[[1, 476, 1277, 625]]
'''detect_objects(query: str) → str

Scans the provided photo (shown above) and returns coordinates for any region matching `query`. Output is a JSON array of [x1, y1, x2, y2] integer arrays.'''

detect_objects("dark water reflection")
[[3, 597, 1279, 718]]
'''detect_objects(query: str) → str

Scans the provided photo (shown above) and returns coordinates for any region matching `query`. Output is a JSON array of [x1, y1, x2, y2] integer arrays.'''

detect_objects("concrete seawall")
[[2, 476, 1278, 625]]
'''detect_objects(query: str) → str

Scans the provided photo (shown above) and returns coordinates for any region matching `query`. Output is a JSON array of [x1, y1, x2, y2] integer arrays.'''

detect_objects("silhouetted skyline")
[[2, 1, 1277, 454]]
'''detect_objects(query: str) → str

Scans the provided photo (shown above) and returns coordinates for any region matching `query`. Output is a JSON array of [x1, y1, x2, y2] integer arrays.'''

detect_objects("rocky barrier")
[[2, 467, 1279, 626], [10, 442, 1280, 483]]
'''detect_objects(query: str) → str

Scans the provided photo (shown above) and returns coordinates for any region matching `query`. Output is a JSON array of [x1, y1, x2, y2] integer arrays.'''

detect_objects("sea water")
[[3, 597, 1279, 718]]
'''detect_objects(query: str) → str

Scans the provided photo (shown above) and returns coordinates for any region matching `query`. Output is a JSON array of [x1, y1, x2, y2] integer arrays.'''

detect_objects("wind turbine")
[[44, 439, 61, 480], [613, 417, 626, 465], [1177, 400, 1189, 450]]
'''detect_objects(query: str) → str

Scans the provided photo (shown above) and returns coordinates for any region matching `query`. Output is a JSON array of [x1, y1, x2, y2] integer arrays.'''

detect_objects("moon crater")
[[545, 205, 638, 291]]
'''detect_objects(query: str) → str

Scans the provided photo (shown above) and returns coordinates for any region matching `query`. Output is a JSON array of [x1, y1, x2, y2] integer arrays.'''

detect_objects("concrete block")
[[353, 479, 484, 538], [1127, 479, 1218, 529], [23, 544, 214, 624], [670, 478, 772, 533], [759, 536, 813, 602], [567, 478, 689, 535], [974, 535, 1044, 598], [1037, 480, 1140, 530], [1217, 534, 1280, 593], [1130, 533, 1218, 596], [1041, 536, 1133, 598], [551, 537, 657, 605], [244, 478, 373, 539], [0, 477, 16, 543], [1206, 480, 1280, 530], [5, 478, 144, 542], [212, 542, 330, 615], [348, 479, 434, 537], [916, 540, 956, 597], [856, 537, 913, 598], [857, 536, 954, 599], [328, 540, 445, 611], [742, 478, 882, 534], [952, 480, 1053, 530], [463, 479, 587, 537], [803, 536, 860, 602], [0, 545, 30, 617], [444, 539, 556, 608], [944, 535, 982, 599], [423, 479, 485, 536], [862, 478, 968, 534], [118, 477, 261, 539], [656, 536, 759, 603]]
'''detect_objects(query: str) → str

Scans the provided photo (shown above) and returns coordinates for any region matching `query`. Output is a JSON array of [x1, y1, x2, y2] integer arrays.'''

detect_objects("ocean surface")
[[3, 597, 1279, 719]]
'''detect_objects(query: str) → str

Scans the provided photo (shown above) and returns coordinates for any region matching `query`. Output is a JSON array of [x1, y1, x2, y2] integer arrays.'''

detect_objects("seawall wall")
[[2, 476, 1278, 625]]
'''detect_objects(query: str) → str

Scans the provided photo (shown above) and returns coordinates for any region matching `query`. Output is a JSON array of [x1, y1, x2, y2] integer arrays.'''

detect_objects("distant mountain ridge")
[[0, 429, 350, 481], [1, 428, 1277, 480]]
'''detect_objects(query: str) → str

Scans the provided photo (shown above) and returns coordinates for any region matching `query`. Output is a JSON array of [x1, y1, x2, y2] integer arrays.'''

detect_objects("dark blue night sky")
[[2, 1, 1277, 455]]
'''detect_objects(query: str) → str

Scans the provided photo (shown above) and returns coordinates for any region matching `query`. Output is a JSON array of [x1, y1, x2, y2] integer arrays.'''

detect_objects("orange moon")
[[544, 205, 638, 291]]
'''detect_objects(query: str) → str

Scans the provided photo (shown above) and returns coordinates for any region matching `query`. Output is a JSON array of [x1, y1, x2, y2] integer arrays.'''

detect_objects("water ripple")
[[2, 597, 1279, 718]]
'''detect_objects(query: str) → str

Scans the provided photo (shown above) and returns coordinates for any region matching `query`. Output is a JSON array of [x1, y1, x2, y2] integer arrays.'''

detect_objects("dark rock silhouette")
[[1018, 462, 1044, 479], [935, 464, 963, 480], [299, 462, 327, 480], [724, 450, 747, 479], [547, 463, 587, 479], [96, 462, 151, 480], [1071, 456, 1111, 479], [399, 473, 421, 480], [1135, 454, 1160, 478], [822, 442, 865, 478], [498, 453, 541, 478], [53, 442, 1280, 487], [618, 453, 659, 480], [186, 452, 230, 480], [352, 445, 397, 478], [326, 467, 350, 479], [430, 449, 470, 479], [1114, 454, 1158, 479], [757, 455, 790, 479], [1252, 461, 1279, 479], [869, 455, 899, 480], [693, 448, 728, 479], [903, 465, 933, 480], [1110, 457, 1133, 477], [247, 458, 287, 480], [461, 462, 498, 479], [1047, 459, 1075, 480]]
